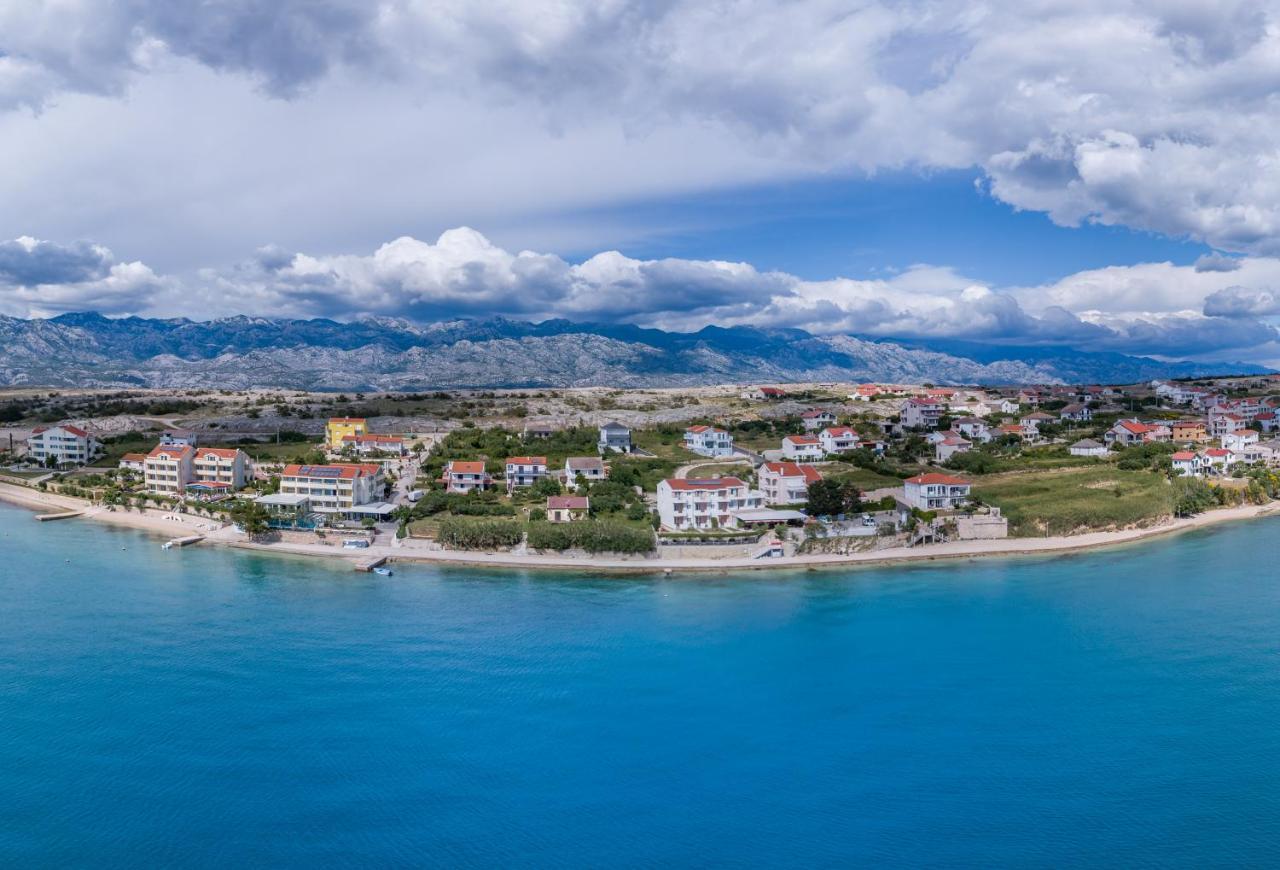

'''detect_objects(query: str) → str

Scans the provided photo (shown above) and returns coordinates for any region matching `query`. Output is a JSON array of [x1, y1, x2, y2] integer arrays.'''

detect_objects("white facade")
[[901, 398, 943, 429], [191, 448, 252, 490], [781, 435, 824, 462], [758, 462, 820, 505], [657, 478, 763, 531], [505, 456, 548, 488], [684, 426, 734, 457], [27, 425, 101, 466], [818, 426, 859, 454], [144, 446, 195, 495], [902, 474, 971, 511], [280, 463, 384, 510]]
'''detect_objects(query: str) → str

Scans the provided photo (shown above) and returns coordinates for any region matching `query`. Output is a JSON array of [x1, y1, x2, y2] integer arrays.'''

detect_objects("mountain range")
[[0, 313, 1268, 390]]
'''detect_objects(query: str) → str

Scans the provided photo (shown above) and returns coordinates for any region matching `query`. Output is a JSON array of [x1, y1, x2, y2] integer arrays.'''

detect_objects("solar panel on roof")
[[300, 465, 344, 476]]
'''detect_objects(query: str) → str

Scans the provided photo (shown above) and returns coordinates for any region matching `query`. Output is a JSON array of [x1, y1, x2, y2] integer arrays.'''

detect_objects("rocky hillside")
[[0, 313, 1266, 389]]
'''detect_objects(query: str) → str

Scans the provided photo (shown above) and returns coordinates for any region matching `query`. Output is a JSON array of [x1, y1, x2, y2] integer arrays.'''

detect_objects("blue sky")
[[558, 171, 1214, 286], [0, 1, 1278, 365]]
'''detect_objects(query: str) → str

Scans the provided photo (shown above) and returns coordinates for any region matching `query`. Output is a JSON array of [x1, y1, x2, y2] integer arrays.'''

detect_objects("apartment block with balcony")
[[656, 477, 764, 531]]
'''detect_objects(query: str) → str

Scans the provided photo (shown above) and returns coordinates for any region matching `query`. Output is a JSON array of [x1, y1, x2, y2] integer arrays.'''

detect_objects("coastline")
[[2, 480, 1277, 575]]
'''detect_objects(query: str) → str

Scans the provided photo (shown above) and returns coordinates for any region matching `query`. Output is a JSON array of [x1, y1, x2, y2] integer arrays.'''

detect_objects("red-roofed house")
[[902, 473, 971, 511], [26, 424, 101, 466], [781, 434, 824, 462], [1171, 451, 1203, 477], [800, 409, 837, 431], [144, 445, 195, 495], [442, 460, 492, 494], [1105, 419, 1171, 446], [192, 447, 252, 490], [935, 434, 972, 462], [340, 433, 408, 456], [758, 461, 822, 505], [818, 426, 859, 454], [505, 456, 548, 488], [118, 452, 147, 473], [656, 477, 763, 530]]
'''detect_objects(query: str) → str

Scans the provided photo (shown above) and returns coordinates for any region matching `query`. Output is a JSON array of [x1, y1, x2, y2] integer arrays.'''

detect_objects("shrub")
[[436, 517, 524, 550], [526, 520, 654, 554]]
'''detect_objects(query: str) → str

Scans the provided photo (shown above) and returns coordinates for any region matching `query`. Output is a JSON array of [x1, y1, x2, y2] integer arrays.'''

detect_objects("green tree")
[[229, 500, 271, 539], [806, 479, 860, 516]]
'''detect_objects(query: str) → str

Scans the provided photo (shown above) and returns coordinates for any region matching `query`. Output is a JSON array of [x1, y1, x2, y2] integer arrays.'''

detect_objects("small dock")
[[34, 511, 82, 522], [354, 556, 387, 572], [163, 535, 204, 549]]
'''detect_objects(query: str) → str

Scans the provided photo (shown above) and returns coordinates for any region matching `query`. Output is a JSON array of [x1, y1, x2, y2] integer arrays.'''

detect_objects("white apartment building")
[[901, 398, 944, 430], [901, 473, 971, 511], [191, 447, 252, 491], [800, 409, 837, 431], [441, 461, 492, 493], [684, 426, 735, 457], [26, 425, 101, 466], [340, 434, 408, 456], [657, 477, 764, 531], [781, 434, 824, 462], [565, 456, 608, 483], [505, 456, 548, 488], [279, 463, 385, 511], [144, 445, 195, 495], [758, 461, 821, 505], [818, 426, 859, 454]]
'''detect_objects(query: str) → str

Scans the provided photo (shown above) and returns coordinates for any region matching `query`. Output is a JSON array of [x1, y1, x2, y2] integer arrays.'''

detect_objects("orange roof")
[[32, 424, 90, 438], [341, 434, 403, 444], [905, 472, 969, 486], [761, 461, 822, 483], [663, 477, 746, 491], [120, 453, 147, 461], [196, 448, 241, 459], [282, 463, 378, 479], [823, 426, 857, 437], [1171, 451, 1196, 461], [505, 456, 547, 465], [446, 461, 487, 474], [147, 445, 193, 459], [783, 434, 819, 445], [328, 417, 367, 424]]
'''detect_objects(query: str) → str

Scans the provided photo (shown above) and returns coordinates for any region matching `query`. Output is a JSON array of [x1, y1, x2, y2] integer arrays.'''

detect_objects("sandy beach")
[[3, 480, 1277, 574]]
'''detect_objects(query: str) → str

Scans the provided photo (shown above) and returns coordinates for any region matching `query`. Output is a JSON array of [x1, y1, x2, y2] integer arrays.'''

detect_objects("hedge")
[[436, 517, 524, 550], [526, 521, 655, 554]]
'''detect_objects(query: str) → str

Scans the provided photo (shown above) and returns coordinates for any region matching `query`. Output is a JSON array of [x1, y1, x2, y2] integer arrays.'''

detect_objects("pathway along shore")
[[2, 481, 1277, 575]]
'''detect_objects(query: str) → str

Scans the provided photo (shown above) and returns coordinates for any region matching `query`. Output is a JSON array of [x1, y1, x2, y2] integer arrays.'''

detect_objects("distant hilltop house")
[[656, 477, 763, 531], [1105, 419, 1172, 446], [684, 425, 734, 457], [901, 397, 944, 430], [523, 421, 559, 439], [935, 434, 972, 462], [597, 421, 632, 454], [1058, 403, 1093, 422], [325, 417, 367, 450], [758, 461, 822, 505], [1069, 439, 1108, 457], [27, 424, 101, 467], [800, 409, 837, 431], [341, 433, 407, 457], [159, 428, 198, 448], [742, 386, 788, 400]]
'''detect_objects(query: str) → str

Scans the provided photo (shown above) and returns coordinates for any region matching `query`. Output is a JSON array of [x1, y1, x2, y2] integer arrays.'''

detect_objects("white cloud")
[[4, 1, 1280, 260], [5, 228, 1278, 362]]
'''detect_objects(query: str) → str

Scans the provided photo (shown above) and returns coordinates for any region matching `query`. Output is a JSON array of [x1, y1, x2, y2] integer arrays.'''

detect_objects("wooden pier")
[[163, 535, 204, 548], [354, 556, 387, 572]]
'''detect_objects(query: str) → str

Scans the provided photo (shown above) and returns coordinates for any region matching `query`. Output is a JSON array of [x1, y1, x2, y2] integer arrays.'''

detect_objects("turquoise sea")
[[3, 500, 1280, 866]]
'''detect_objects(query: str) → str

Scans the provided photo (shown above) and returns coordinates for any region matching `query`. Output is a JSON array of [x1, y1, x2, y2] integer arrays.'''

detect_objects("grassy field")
[[683, 461, 751, 478], [825, 467, 905, 491], [973, 467, 1173, 537]]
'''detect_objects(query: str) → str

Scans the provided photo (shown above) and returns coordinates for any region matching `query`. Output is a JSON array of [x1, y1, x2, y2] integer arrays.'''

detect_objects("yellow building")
[[326, 417, 368, 450]]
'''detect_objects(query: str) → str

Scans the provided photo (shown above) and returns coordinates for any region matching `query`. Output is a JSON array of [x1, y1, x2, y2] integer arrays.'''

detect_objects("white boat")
[[373, 566, 393, 576]]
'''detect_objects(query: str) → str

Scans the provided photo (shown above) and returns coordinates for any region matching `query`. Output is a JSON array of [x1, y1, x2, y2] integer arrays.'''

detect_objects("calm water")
[[2, 502, 1280, 867]]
